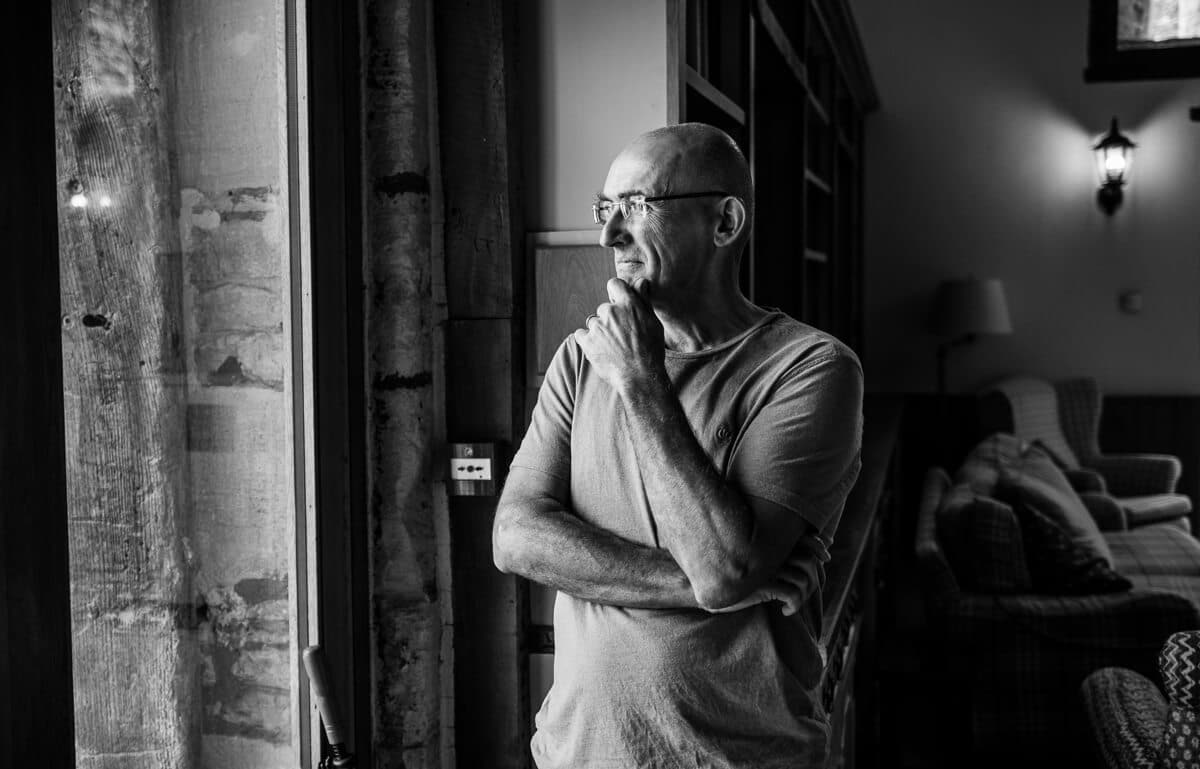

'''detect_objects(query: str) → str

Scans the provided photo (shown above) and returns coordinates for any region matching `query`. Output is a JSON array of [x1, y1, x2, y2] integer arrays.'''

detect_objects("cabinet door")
[[528, 232, 612, 393]]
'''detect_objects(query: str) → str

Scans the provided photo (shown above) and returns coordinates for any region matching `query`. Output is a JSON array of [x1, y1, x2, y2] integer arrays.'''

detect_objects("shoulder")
[[757, 313, 863, 381]]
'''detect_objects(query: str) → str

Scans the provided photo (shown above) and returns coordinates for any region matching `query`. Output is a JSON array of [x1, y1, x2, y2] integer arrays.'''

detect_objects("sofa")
[[915, 433, 1200, 768]]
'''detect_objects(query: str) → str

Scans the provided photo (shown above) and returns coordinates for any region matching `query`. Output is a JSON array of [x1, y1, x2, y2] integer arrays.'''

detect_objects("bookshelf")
[[679, 0, 878, 352]]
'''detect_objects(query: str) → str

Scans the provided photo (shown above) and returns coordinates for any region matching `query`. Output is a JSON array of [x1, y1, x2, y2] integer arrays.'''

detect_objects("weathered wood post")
[[53, 0, 198, 766]]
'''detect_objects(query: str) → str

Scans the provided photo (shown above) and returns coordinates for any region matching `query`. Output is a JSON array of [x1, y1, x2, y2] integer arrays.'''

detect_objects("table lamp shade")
[[933, 278, 1012, 338]]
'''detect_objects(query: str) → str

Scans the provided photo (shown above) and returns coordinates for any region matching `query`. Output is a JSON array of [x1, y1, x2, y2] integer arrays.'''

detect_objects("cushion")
[[1012, 500, 1131, 594], [954, 432, 1025, 497], [936, 484, 1032, 593], [1081, 667, 1167, 769], [996, 440, 1115, 567], [1160, 631, 1200, 769], [1107, 524, 1200, 578]]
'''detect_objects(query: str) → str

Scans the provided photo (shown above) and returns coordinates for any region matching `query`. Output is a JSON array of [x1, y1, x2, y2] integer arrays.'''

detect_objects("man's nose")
[[599, 211, 630, 248]]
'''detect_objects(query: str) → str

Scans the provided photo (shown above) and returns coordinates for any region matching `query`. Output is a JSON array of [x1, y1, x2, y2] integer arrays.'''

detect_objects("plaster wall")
[[852, 0, 1200, 394], [519, 0, 671, 232]]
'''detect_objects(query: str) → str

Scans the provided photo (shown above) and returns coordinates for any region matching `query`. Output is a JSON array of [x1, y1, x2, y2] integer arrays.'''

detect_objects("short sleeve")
[[727, 348, 864, 537], [509, 337, 580, 482]]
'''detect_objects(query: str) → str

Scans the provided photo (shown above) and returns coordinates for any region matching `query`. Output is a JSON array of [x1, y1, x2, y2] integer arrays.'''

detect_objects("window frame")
[[5, 0, 371, 765], [1085, 0, 1200, 82]]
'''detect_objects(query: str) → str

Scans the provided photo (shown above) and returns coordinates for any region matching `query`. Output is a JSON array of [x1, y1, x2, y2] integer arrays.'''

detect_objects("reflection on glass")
[[53, 1, 302, 767], [1118, 0, 1200, 48]]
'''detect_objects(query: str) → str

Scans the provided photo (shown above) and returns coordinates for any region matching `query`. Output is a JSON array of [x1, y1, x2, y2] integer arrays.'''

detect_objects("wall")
[[852, 0, 1200, 394], [519, 0, 670, 232]]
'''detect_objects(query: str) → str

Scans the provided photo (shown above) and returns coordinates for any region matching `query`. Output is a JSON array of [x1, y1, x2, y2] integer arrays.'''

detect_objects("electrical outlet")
[[450, 457, 492, 481]]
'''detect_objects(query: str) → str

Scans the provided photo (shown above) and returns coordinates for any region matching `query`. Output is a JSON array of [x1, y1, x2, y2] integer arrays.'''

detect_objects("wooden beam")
[[52, 0, 198, 761]]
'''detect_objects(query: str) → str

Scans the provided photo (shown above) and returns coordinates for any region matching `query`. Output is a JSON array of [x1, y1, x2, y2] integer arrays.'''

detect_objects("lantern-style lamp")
[[1094, 117, 1136, 215]]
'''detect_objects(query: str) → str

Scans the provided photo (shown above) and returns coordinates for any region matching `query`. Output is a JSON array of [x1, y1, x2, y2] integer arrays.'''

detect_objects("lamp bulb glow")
[[69, 193, 88, 208], [1104, 153, 1126, 173]]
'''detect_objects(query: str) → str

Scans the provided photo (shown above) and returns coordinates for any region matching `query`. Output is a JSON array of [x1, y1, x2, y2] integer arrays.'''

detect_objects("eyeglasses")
[[591, 191, 733, 225]]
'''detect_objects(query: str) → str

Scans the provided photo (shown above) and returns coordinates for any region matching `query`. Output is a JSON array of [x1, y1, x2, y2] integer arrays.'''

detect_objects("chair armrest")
[[1088, 454, 1182, 496], [1065, 468, 1107, 495], [1079, 492, 1127, 531]]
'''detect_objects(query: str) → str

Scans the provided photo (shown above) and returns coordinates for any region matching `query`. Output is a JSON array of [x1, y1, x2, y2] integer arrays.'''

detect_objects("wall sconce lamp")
[[1094, 117, 1136, 215], [932, 277, 1013, 394]]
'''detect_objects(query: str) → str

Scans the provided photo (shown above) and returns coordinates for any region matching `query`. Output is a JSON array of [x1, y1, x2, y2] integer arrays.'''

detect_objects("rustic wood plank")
[[0, 3, 75, 765], [435, 0, 521, 319], [52, 0, 197, 764]]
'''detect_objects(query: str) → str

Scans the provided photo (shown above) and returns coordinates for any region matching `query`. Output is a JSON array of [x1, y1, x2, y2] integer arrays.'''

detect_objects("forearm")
[[617, 373, 760, 604], [493, 497, 699, 609]]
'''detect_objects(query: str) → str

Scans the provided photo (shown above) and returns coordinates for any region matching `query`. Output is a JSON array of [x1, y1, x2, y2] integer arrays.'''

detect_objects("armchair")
[[979, 376, 1192, 529]]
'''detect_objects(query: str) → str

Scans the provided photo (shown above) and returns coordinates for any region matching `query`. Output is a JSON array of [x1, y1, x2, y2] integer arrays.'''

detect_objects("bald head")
[[626, 123, 754, 245]]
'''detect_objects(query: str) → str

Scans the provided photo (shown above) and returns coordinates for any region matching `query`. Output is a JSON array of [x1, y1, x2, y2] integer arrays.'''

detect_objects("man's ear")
[[712, 196, 747, 248]]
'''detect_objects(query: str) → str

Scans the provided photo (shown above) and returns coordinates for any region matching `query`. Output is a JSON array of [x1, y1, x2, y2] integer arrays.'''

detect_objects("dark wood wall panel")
[[0, 3, 75, 764], [435, 0, 527, 766]]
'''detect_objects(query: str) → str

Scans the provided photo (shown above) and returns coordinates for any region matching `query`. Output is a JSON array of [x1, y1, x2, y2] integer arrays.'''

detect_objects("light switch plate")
[[448, 442, 501, 496], [450, 457, 493, 480]]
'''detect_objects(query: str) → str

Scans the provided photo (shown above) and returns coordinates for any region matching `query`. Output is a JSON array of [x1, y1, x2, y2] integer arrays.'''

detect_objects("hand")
[[574, 278, 666, 392], [708, 556, 817, 616]]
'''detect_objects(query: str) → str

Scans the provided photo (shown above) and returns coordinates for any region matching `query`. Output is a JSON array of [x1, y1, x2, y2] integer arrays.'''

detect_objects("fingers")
[[606, 278, 631, 304], [608, 276, 654, 309]]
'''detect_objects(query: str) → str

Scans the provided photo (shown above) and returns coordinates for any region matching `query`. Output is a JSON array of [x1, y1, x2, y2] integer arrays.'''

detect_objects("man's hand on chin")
[[574, 277, 667, 394]]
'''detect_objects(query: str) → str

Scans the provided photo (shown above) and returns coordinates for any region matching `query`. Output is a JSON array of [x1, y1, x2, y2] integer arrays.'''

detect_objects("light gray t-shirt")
[[511, 311, 864, 769]]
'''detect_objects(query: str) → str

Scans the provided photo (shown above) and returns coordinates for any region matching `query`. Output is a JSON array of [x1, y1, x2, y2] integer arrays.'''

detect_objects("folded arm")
[[493, 464, 699, 609], [493, 464, 821, 614], [617, 377, 817, 610]]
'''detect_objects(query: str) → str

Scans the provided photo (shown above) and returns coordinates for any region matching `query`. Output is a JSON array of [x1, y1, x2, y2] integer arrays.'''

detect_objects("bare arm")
[[493, 464, 700, 609]]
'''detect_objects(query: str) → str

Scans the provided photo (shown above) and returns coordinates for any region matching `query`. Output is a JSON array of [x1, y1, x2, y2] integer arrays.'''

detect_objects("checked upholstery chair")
[[979, 377, 1192, 530], [1083, 630, 1200, 769]]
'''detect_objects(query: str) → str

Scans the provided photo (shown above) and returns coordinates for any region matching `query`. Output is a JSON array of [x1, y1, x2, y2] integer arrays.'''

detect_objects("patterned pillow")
[[936, 485, 1032, 593], [996, 440, 1115, 567], [1011, 499, 1130, 594], [1160, 631, 1200, 769]]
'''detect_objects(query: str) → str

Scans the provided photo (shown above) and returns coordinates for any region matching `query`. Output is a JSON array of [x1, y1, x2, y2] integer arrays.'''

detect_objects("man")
[[493, 123, 863, 768]]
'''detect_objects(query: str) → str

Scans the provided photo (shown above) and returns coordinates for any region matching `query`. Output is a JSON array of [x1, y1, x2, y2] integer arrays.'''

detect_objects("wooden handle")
[[302, 645, 347, 747]]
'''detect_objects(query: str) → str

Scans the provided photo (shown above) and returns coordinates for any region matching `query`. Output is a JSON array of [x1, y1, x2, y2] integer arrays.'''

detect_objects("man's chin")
[[614, 263, 644, 282]]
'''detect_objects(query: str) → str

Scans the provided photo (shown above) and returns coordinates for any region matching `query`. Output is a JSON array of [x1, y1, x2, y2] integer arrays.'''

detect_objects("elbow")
[[690, 562, 753, 611], [492, 505, 524, 575]]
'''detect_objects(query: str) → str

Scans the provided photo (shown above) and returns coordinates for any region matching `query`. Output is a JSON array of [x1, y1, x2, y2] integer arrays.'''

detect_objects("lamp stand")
[[936, 333, 976, 395]]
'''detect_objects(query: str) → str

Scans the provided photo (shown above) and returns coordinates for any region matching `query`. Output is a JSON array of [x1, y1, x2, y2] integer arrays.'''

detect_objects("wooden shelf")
[[805, 168, 831, 194], [804, 247, 830, 263], [756, 0, 807, 87], [685, 67, 746, 125], [808, 92, 830, 124]]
